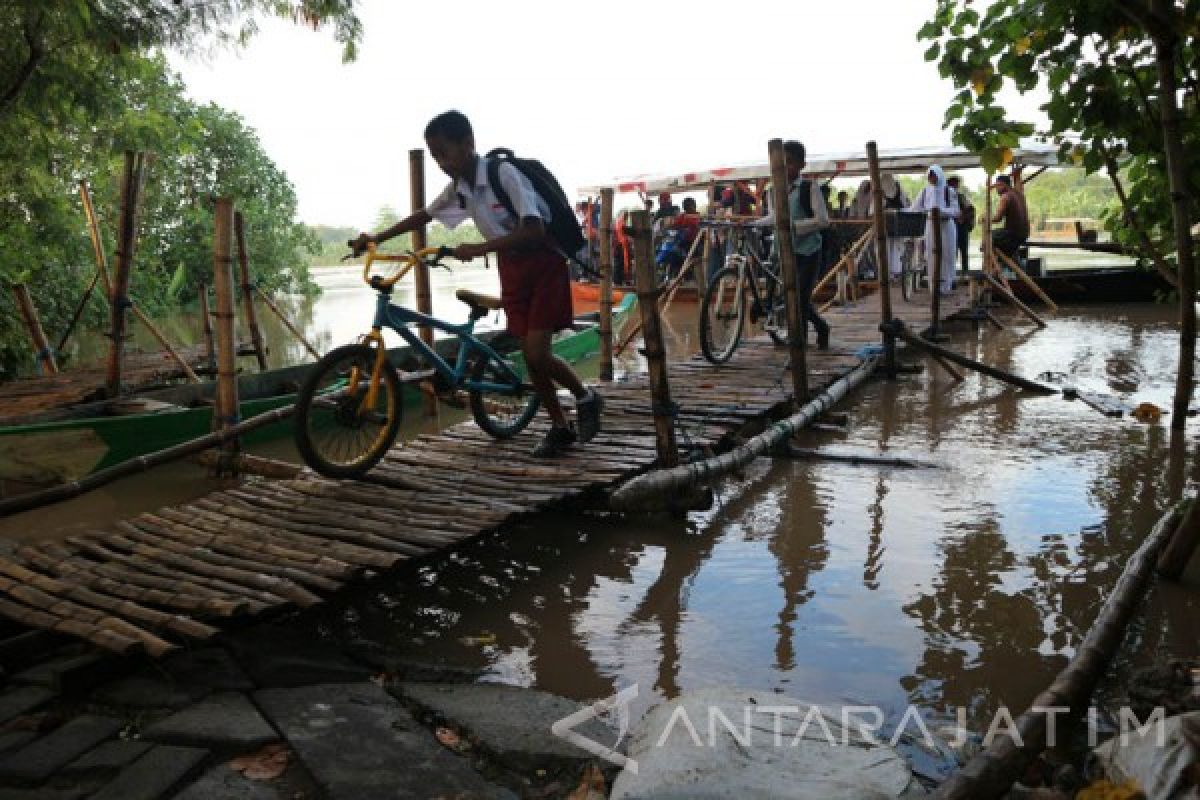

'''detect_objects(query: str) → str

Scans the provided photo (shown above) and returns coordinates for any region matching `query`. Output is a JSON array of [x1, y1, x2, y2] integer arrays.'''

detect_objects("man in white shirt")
[[353, 111, 602, 457]]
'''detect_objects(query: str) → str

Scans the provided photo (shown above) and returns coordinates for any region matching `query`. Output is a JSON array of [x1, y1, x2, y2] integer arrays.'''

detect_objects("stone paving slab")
[[142, 693, 276, 750], [0, 687, 54, 725], [12, 651, 123, 694], [397, 681, 617, 774], [172, 764, 283, 800], [88, 744, 207, 800], [0, 714, 123, 783], [63, 739, 152, 775], [255, 682, 513, 799], [226, 629, 372, 689]]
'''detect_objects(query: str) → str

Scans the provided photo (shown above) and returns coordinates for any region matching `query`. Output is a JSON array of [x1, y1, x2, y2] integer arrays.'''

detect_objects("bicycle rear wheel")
[[763, 281, 789, 346], [294, 343, 402, 479], [468, 352, 540, 438], [700, 265, 746, 363]]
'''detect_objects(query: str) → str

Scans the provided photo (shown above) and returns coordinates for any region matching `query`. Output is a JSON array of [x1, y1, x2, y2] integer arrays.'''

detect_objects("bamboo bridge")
[[0, 285, 991, 658]]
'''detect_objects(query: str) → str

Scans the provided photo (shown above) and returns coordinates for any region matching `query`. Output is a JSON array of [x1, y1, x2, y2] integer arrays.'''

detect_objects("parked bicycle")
[[293, 244, 538, 479], [699, 221, 788, 363]]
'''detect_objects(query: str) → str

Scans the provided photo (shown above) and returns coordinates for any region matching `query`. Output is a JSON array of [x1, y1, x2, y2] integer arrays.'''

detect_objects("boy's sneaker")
[[576, 389, 604, 443], [532, 425, 577, 458]]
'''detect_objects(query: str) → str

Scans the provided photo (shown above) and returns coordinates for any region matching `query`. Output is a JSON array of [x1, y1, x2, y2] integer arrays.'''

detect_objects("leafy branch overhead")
[[917, 0, 1199, 268]]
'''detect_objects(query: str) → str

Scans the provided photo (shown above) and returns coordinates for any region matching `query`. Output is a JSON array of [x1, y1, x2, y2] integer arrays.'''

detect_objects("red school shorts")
[[496, 248, 574, 337]]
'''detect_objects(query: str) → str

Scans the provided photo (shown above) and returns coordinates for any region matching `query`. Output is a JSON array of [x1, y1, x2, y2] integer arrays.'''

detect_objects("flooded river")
[[5, 265, 1197, 746]]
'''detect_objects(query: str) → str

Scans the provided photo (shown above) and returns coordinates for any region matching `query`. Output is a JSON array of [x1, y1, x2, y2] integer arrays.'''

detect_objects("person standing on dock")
[[909, 164, 960, 295], [946, 175, 975, 273], [353, 110, 604, 458], [880, 174, 909, 284], [989, 174, 1030, 263], [757, 140, 831, 349]]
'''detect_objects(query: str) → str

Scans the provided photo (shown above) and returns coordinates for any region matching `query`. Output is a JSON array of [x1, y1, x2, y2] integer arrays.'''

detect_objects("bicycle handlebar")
[[346, 243, 454, 290]]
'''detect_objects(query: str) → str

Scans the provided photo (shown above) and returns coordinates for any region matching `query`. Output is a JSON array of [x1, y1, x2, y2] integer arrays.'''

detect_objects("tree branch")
[[1117, 1, 1177, 44], [1100, 144, 1178, 288], [0, 12, 46, 115]]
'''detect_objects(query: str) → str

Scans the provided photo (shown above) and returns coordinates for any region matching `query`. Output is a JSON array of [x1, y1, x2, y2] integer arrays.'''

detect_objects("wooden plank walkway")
[[0, 282, 992, 657]]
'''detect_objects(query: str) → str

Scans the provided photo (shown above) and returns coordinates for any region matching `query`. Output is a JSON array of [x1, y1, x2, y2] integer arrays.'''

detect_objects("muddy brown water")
[[4, 286, 1198, 757]]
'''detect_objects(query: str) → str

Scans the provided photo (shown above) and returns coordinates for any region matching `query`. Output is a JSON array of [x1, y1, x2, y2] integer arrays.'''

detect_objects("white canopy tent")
[[577, 142, 1066, 196]]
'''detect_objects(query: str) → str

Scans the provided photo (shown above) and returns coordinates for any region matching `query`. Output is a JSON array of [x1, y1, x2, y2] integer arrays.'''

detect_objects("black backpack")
[[485, 148, 591, 273]]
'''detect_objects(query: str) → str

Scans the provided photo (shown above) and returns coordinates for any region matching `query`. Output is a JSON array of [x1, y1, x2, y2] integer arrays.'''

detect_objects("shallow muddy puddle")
[[298, 302, 1200, 742]]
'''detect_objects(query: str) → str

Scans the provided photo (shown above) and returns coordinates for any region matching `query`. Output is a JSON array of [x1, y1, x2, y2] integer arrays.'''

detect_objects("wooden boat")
[[570, 280, 627, 306], [1010, 267, 1172, 304], [0, 294, 637, 489]]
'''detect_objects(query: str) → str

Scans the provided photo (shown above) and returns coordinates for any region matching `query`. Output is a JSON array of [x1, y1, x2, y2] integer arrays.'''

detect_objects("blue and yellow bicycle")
[[294, 244, 538, 479]]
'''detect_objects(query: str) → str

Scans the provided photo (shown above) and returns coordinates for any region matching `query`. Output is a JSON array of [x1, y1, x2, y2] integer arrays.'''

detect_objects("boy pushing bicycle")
[[353, 110, 603, 457]]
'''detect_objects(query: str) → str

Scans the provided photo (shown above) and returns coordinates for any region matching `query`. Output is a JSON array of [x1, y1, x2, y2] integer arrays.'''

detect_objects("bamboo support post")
[[128, 304, 200, 383], [882, 319, 1055, 393], [199, 284, 216, 371], [106, 151, 148, 398], [1157, 495, 1200, 579], [930, 207, 943, 336], [699, 183, 716, 297], [767, 138, 808, 405], [616, 225, 708, 354], [254, 286, 321, 361], [867, 142, 897, 376], [410, 148, 438, 417], [599, 187, 615, 381], [12, 284, 57, 374], [982, 271, 1048, 329], [211, 199, 241, 467], [233, 212, 270, 371], [933, 503, 1186, 800], [995, 249, 1058, 312], [610, 357, 877, 511], [59, 181, 114, 353], [983, 171, 995, 277], [631, 210, 679, 469]]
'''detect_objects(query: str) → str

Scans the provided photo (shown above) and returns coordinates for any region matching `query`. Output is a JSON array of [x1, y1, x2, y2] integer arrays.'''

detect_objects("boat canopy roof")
[[578, 142, 1067, 195]]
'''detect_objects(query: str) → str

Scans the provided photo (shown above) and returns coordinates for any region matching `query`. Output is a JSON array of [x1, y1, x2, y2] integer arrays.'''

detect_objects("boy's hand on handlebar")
[[349, 232, 374, 257], [452, 242, 487, 261]]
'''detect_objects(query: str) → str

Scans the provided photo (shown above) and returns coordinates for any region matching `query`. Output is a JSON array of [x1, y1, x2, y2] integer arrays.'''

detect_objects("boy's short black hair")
[[783, 140, 806, 162], [682, 197, 697, 211], [995, 174, 1013, 186], [425, 110, 473, 142]]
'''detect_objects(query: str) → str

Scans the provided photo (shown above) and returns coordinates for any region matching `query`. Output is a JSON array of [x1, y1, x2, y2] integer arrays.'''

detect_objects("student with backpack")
[[946, 175, 974, 273], [352, 110, 603, 458]]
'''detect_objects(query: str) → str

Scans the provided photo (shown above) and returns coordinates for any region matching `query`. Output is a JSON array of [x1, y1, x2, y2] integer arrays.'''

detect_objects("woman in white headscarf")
[[880, 173, 909, 281], [908, 164, 959, 294]]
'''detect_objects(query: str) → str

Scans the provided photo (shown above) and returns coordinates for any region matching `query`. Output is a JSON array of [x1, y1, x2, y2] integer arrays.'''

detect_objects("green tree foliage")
[[0, 52, 319, 376], [917, 0, 1199, 269], [303, 209, 485, 267]]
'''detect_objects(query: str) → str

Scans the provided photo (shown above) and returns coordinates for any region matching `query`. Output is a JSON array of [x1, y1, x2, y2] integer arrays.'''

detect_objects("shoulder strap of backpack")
[[485, 149, 517, 219]]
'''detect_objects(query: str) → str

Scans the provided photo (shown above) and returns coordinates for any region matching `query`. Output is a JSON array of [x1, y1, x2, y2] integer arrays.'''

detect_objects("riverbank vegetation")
[[0, 1, 363, 377], [305, 211, 484, 267]]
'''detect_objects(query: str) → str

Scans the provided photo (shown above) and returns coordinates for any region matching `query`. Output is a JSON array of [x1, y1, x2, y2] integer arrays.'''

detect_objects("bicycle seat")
[[455, 288, 503, 312]]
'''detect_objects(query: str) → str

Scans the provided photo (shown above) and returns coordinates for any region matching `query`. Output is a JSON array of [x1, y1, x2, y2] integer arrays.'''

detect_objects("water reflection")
[[299, 302, 1198, 736]]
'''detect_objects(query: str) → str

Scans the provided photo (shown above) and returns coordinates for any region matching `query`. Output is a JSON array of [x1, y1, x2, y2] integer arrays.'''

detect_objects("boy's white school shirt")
[[425, 156, 551, 241]]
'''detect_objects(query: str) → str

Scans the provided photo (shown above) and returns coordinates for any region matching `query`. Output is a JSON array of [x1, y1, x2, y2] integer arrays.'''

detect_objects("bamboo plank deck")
[[0, 283, 990, 657]]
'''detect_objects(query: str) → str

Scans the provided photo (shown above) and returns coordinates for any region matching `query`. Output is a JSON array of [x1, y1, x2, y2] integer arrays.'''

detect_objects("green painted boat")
[[0, 294, 637, 488]]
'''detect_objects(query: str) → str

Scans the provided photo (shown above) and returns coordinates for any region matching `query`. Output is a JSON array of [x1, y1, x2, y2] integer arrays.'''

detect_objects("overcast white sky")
[[172, 0, 1047, 228]]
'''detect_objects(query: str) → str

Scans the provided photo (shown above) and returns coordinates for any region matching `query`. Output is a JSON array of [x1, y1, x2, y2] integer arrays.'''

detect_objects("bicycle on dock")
[[699, 221, 788, 364], [293, 244, 538, 479]]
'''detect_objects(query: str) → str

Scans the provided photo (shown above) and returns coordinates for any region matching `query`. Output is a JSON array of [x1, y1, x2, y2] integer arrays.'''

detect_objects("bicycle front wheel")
[[468, 352, 541, 438], [700, 265, 746, 363], [294, 343, 402, 479]]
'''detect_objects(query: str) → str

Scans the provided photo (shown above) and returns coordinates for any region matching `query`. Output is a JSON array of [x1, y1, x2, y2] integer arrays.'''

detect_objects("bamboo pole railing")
[[599, 187, 615, 381], [58, 181, 114, 353], [882, 319, 1055, 394], [234, 212, 270, 371], [867, 142, 897, 376], [981, 271, 1048, 329], [409, 148, 438, 417], [994, 249, 1059, 312], [211, 199, 241, 466], [12, 284, 58, 375], [767, 138, 807, 404], [199, 284, 216, 372], [608, 357, 877, 511], [254, 286, 321, 362], [933, 502, 1186, 800], [615, 226, 707, 358], [630, 210, 679, 468], [106, 152, 149, 398]]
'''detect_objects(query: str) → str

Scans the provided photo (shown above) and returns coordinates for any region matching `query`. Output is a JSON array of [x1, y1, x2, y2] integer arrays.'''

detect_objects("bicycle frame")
[[351, 246, 526, 411]]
